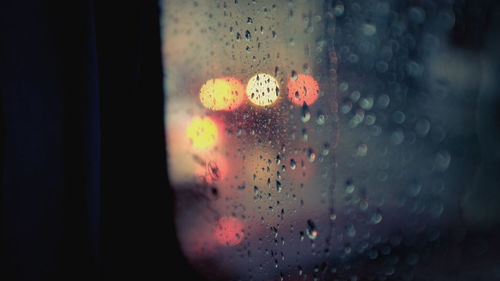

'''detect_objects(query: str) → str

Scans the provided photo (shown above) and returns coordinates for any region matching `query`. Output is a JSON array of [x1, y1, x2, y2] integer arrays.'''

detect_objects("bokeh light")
[[186, 117, 219, 150], [214, 216, 245, 246], [199, 77, 246, 111], [287, 74, 320, 106], [246, 73, 280, 106]]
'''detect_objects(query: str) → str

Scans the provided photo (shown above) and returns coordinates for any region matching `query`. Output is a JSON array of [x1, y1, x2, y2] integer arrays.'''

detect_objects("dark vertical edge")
[[86, 0, 102, 279], [55, 0, 100, 279], [96, 0, 170, 279]]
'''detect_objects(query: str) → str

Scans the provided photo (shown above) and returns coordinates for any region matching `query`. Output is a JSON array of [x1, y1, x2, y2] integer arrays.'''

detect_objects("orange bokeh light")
[[287, 74, 320, 106], [199, 77, 246, 111], [214, 216, 244, 246], [186, 117, 219, 150]]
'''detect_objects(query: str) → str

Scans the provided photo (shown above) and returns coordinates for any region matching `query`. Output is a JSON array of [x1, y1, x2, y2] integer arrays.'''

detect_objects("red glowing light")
[[214, 216, 244, 246], [287, 74, 320, 106]]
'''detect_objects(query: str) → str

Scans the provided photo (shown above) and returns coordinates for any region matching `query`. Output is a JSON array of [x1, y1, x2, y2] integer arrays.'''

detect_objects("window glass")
[[161, 1, 500, 280]]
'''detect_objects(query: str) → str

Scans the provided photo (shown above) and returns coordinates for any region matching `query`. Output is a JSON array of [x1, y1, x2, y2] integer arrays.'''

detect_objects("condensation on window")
[[161, 0, 500, 280]]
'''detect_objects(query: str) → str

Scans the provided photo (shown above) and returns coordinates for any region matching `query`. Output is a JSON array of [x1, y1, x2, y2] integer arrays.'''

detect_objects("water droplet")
[[316, 114, 326, 125], [406, 60, 423, 77], [344, 246, 352, 255], [334, 3, 344, 16], [346, 224, 356, 237], [392, 111, 406, 124], [391, 130, 405, 145], [360, 200, 369, 210], [207, 161, 221, 181], [370, 210, 383, 224], [302, 63, 309, 73], [302, 128, 308, 141], [340, 99, 353, 114], [308, 148, 316, 162], [415, 118, 431, 137], [359, 97, 374, 110], [339, 82, 349, 92], [276, 180, 282, 192], [348, 109, 365, 128], [345, 183, 355, 194], [306, 219, 318, 240], [435, 150, 451, 171], [301, 103, 311, 122], [245, 30, 251, 41], [350, 90, 361, 102], [371, 125, 382, 136], [364, 113, 376, 126], [362, 23, 377, 36], [275, 154, 281, 165], [322, 143, 330, 156], [348, 53, 359, 63], [376, 94, 390, 109], [356, 144, 368, 157]]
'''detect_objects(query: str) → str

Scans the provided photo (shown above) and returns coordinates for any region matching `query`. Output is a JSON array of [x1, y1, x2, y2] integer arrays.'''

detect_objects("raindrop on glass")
[[370, 210, 383, 224], [308, 148, 316, 162], [245, 30, 251, 41], [301, 103, 311, 123], [306, 219, 318, 240]]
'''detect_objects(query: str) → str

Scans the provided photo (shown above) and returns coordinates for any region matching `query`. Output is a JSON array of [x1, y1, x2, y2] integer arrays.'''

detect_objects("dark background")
[[0, 0, 204, 280], [1, 0, 499, 280]]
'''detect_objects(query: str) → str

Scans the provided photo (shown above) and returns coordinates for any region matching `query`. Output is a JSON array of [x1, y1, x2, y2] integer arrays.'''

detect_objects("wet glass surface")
[[161, 1, 500, 280]]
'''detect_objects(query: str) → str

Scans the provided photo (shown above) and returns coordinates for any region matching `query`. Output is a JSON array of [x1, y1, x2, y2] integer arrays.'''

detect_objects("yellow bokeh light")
[[246, 73, 280, 106], [199, 77, 246, 111], [186, 117, 218, 150]]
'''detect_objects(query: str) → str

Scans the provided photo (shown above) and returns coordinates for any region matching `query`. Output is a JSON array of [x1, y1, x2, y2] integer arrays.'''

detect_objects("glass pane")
[[162, 1, 337, 279], [161, 0, 500, 280]]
